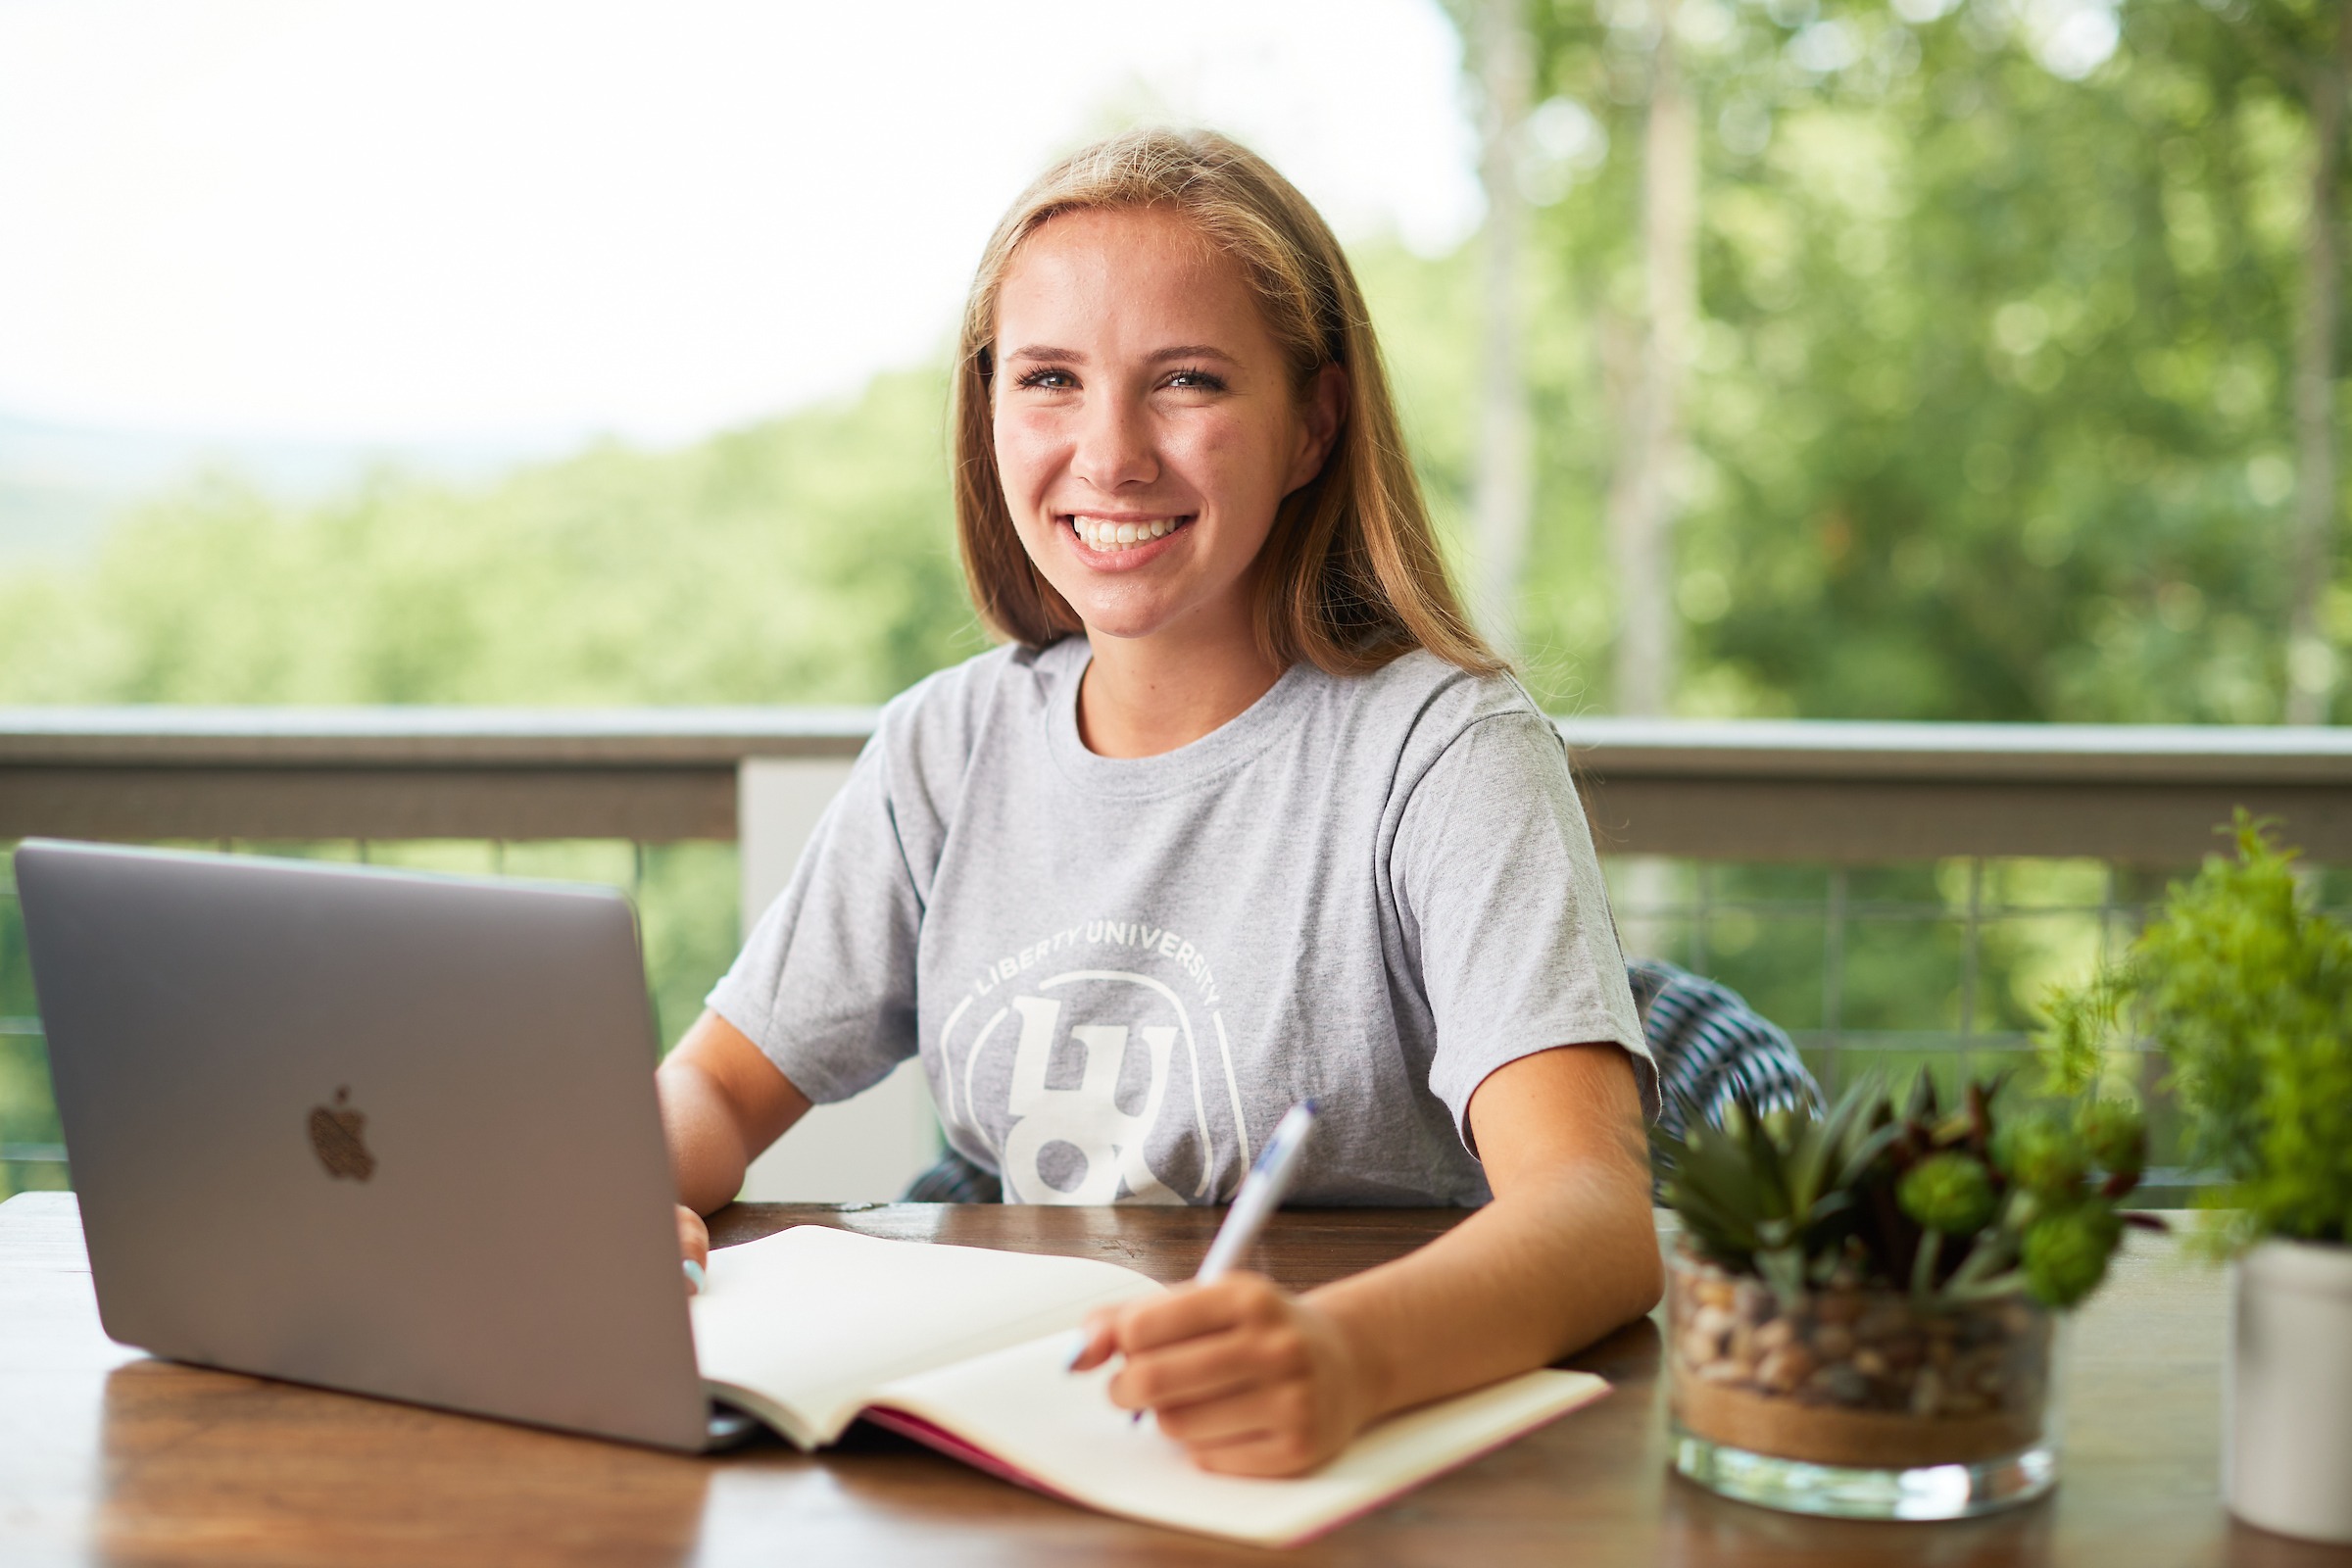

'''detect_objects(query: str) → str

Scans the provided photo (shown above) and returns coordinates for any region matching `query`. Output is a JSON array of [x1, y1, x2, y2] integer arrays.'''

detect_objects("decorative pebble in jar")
[[1647, 1073, 2148, 1522], [1666, 1248, 2061, 1519]]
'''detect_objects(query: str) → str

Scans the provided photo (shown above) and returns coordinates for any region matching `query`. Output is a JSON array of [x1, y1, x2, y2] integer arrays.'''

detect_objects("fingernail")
[[1057, 1328, 1089, 1372], [682, 1258, 707, 1295]]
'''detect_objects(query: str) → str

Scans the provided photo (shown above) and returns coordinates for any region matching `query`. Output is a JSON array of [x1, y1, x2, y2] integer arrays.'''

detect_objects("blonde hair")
[[952, 127, 1503, 678]]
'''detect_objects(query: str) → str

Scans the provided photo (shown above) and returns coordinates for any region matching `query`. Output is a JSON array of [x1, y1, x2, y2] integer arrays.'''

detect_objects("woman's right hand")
[[677, 1203, 710, 1295]]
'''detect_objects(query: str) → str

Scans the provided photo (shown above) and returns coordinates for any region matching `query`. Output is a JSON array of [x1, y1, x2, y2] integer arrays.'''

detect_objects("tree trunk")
[[1603, 0, 1698, 716], [2285, 10, 2351, 726], [1471, 0, 1534, 661]]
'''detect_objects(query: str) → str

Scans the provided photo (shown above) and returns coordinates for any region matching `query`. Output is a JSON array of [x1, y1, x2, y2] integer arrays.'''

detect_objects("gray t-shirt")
[[708, 636, 1651, 1207]]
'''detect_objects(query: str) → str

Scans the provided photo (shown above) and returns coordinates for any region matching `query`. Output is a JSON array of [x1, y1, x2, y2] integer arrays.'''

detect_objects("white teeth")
[[1069, 517, 1184, 554]]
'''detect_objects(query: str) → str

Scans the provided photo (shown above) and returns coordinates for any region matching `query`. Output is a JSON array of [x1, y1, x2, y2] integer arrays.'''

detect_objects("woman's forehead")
[[996, 207, 1265, 352]]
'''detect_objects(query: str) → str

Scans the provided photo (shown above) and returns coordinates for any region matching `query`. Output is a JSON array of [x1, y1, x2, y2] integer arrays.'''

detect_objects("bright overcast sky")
[[0, 0, 1481, 448]]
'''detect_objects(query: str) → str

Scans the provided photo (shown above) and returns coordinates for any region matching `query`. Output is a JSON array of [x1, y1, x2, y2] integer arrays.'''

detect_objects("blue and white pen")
[[1084, 1100, 1320, 1423], [1194, 1100, 1320, 1285]]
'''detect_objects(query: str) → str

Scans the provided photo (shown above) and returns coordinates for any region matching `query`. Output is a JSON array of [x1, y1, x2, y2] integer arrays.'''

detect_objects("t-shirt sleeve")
[[704, 735, 923, 1104], [1392, 711, 1657, 1149]]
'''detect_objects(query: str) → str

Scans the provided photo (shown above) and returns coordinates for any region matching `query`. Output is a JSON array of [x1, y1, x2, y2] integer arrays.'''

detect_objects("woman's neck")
[[1074, 617, 1286, 760]]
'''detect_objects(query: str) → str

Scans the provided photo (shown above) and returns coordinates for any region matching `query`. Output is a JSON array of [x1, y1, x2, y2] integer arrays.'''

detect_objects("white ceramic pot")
[[2226, 1238, 2352, 1544]]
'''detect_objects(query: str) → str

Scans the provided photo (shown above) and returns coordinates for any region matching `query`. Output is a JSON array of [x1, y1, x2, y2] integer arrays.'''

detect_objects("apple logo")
[[308, 1086, 376, 1182]]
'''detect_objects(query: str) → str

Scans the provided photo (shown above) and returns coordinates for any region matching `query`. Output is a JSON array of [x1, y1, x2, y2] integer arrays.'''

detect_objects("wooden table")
[[2, 1193, 2345, 1567]]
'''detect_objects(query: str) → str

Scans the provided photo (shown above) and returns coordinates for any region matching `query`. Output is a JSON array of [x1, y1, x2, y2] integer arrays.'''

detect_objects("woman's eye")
[[1014, 368, 1076, 390], [1164, 367, 1228, 393]]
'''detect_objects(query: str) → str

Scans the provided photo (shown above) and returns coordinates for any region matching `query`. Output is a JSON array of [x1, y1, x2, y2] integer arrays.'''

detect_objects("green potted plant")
[[2046, 815, 2352, 1544], [1654, 1073, 2147, 1520]]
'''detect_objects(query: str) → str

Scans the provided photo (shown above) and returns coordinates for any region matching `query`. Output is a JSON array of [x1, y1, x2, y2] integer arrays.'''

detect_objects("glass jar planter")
[[1666, 1246, 2060, 1520]]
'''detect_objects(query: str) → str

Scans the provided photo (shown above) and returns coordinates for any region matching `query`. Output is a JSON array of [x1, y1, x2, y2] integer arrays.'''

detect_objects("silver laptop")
[[15, 838, 750, 1452]]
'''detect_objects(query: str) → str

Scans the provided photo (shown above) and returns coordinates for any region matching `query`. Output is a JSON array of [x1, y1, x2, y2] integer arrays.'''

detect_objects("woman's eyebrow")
[[1149, 345, 1238, 365], [1003, 344, 1238, 366]]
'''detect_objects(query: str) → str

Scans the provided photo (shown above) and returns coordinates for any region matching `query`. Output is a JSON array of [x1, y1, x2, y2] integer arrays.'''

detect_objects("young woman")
[[657, 128, 1662, 1478]]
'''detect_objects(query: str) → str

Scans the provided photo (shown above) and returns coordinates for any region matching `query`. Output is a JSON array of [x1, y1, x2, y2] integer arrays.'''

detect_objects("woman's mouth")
[[1063, 514, 1193, 561]]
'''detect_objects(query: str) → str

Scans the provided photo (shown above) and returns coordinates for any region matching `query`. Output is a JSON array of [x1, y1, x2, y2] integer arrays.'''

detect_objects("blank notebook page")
[[868, 1331, 1611, 1546], [692, 1225, 1163, 1445]]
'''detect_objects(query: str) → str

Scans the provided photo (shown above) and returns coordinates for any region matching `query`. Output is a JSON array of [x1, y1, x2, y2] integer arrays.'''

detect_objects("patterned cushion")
[[1629, 959, 1818, 1140]]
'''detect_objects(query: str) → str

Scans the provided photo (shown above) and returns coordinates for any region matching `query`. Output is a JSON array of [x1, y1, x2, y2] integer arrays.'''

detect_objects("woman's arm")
[[1071, 1043, 1659, 1476], [656, 1008, 813, 1236]]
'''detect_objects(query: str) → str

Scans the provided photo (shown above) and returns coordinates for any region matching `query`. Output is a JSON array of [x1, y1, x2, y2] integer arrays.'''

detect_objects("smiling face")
[[990, 205, 1340, 648]]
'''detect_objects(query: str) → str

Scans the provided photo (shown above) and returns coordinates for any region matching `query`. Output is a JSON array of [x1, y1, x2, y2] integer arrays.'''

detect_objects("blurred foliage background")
[[0, 369, 985, 708], [2, 3, 2341, 726]]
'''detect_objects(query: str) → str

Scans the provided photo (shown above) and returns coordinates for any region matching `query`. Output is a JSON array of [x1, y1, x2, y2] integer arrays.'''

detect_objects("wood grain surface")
[[1, 1193, 2344, 1567]]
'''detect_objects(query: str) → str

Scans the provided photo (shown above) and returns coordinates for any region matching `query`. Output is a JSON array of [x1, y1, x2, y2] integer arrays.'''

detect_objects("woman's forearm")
[[1309, 1044, 1663, 1423], [1307, 1152, 1661, 1422], [657, 1058, 758, 1214], [1062, 1047, 1657, 1476], [656, 1009, 813, 1215]]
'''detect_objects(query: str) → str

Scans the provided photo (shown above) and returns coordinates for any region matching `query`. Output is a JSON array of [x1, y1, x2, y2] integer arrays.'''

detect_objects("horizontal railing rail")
[[0, 708, 872, 844], [4, 709, 2349, 863], [1561, 717, 2352, 864]]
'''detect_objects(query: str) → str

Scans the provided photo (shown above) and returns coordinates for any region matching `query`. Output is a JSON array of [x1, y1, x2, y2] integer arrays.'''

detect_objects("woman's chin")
[[1047, 564, 1255, 648], [1058, 587, 1198, 644], [1070, 606, 1178, 643]]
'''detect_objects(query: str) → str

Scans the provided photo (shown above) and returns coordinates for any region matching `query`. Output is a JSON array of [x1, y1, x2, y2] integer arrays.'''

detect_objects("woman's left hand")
[[1069, 1274, 1376, 1477]]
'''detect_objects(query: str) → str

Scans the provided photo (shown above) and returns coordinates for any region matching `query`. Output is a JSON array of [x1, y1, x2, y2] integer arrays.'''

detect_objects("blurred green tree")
[[0, 2, 2340, 731], [0, 368, 983, 707], [1442, 0, 2350, 724]]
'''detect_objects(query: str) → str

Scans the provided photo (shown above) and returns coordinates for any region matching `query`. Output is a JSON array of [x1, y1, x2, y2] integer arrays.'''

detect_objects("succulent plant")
[[1650, 1079, 1894, 1300], [1899, 1152, 1998, 1236], [2076, 1099, 2147, 1182], [2021, 1199, 2124, 1307], [1655, 1069, 2146, 1312], [1991, 1107, 2090, 1196]]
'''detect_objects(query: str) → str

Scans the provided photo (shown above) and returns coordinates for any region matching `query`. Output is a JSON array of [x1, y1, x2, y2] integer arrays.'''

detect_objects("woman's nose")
[[1068, 389, 1158, 491]]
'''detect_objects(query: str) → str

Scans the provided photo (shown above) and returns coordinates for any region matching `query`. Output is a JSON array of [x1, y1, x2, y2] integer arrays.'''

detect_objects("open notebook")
[[690, 1226, 1609, 1547]]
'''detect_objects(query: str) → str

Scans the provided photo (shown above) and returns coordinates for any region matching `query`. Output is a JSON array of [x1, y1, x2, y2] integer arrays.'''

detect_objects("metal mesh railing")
[[1601, 854, 2288, 1199], [11, 710, 2352, 1200], [4, 839, 2248, 1200]]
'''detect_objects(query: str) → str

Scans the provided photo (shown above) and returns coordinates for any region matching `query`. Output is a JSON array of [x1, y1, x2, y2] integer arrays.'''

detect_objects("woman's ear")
[[1284, 362, 1349, 495]]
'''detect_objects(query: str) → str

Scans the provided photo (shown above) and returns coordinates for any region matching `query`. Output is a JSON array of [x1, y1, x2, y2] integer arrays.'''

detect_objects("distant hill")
[[0, 369, 990, 707], [0, 413, 574, 569]]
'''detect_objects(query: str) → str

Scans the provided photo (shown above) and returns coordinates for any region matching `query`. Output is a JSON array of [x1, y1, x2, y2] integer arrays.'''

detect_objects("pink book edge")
[[859, 1376, 1612, 1549], [858, 1405, 1088, 1504]]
